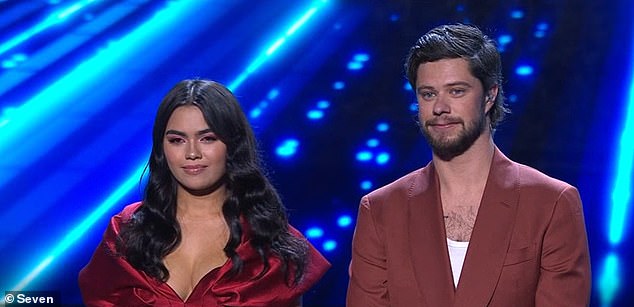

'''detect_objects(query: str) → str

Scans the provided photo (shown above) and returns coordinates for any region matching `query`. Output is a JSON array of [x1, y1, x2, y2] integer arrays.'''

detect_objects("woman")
[[79, 79, 330, 306]]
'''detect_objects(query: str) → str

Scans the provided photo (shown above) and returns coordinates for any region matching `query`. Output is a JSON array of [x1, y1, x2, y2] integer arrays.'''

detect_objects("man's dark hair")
[[405, 24, 510, 128]]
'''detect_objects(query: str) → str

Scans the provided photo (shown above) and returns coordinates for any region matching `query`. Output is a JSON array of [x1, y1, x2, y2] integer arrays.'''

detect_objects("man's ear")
[[485, 85, 499, 112]]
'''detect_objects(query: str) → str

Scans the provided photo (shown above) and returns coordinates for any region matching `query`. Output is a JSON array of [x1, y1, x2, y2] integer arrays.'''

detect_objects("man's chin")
[[431, 145, 468, 161]]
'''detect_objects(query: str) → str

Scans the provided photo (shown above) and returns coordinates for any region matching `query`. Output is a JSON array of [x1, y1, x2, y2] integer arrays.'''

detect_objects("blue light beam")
[[608, 54, 634, 245], [10, 163, 146, 291], [0, 0, 98, 56], [229, 0, 329, 90], [598, 253, 621, 307], [0, 0, 209, 166]]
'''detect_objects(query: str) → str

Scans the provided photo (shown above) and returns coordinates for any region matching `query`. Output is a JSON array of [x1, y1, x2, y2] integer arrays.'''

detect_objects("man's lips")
[[427, 120, 461, 128], [431, 122, 456, 127]]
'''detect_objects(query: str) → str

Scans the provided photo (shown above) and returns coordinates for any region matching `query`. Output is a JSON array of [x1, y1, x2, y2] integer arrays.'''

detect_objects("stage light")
[[267, 88, 280, 100], [366, 138, 379, 147], [598, 253, 621, 307], [510, 9, 524, 19], [347, 61, 363, 70], [307, 109, 324, 120], [347, 52, 369, 71], [249, 100, 271, 119], [353, 53, 370, 62], [376, 122, 389, 132], [0, 0, 213, 181], [2, 60, 16, 69], [0, 107, 16, 128], [409, 102, 418, 112], [337, 215, 353, 228], [250, 107, 263, 119], [9, 162, 147, 291], [498, 34, 512, 46], [230, 0, 330, 90], [317, 100, 330, 109], [323, 240, 337, 251], [333, 81, 345, 90], [515, 65, 534, 76], [534, 21, 549, 38], [356, 150, 373, 162], [608, 56, 634, 246], [598, 12, 633, 306], [306, 227, 324, 239], [13, 53, 28, 61], [536, 22, 549, 31], [276, 138, 300, 158], [360, 180, 373, 190], [376, 152, 390, 165], [404, 81, 412, 91]]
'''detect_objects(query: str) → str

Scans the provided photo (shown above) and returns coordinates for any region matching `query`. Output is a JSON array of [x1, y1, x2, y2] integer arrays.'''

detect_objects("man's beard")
[[420, 112, 487, 161]]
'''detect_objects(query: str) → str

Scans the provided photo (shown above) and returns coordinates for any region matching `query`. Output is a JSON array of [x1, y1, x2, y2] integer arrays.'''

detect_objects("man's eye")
[[450, 88, 465, 95], [420, 92, 435, 100]]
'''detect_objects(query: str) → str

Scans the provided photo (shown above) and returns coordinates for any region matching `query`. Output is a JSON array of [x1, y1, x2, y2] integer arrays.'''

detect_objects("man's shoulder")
[[364, 165, 430, 205], [514, 161, 572, 187], [503, 158, 576, 197]]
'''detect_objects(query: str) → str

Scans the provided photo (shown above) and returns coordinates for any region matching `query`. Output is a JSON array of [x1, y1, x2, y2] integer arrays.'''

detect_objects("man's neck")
[[432, 134, 495, 195]]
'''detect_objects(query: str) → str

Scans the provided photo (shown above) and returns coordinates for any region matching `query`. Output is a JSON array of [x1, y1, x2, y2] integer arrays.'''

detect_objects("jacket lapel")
[[408, 163, 455, 306], [453, 148, 520, 306]]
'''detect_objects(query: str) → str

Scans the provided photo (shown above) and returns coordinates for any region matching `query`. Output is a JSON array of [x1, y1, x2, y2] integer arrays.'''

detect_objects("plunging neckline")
[[164, 259, 228, 302]]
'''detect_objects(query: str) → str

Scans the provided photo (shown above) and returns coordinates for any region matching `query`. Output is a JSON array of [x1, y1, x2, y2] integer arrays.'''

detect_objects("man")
[[346, 24, 591, 306]]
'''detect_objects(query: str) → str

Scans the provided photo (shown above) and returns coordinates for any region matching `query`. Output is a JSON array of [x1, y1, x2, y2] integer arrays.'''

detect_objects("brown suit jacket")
[[347, 148, 591, 306]]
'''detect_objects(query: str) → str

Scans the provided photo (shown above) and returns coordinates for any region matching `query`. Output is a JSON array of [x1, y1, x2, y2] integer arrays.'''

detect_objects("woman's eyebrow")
[[165, 129, 186, 137], [164, 129, 214, 137]]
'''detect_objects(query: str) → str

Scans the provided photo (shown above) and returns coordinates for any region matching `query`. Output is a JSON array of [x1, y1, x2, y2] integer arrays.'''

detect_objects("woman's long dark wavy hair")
[[118, 79, 308, 284]]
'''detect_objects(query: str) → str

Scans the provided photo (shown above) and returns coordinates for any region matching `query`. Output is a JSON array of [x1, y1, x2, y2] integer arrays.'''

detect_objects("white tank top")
[[447, 238, 469, 287]]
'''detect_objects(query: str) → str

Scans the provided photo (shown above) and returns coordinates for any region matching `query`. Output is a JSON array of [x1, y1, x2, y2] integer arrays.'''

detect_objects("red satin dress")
[[79, 202, 330, 307]]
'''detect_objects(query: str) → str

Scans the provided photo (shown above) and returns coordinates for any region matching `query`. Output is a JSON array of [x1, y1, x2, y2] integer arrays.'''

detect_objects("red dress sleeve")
[[207, 225, 331, 307], [78, 202, 167, 306]]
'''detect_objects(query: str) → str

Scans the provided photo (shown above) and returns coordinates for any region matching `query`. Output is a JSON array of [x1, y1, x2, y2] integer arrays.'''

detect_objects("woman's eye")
[[201, 135, 218, 143], [167, 138, 184, 144]]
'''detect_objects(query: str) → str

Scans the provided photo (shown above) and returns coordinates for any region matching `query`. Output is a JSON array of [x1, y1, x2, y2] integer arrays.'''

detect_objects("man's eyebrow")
[[444, 81, 473, 88], [416, 85, 436, 92]]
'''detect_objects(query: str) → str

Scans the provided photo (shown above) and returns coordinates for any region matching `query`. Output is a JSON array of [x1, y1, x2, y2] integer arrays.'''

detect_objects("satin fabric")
[[79, 202, 330, 307]]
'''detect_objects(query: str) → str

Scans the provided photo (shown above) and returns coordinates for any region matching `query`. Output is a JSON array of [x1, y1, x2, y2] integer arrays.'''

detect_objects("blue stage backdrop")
[[0, 0, 631, 306]]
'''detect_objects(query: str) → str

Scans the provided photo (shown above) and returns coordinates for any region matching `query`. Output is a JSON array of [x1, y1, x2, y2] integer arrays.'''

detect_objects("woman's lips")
[[182, 165, 207, 175]]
